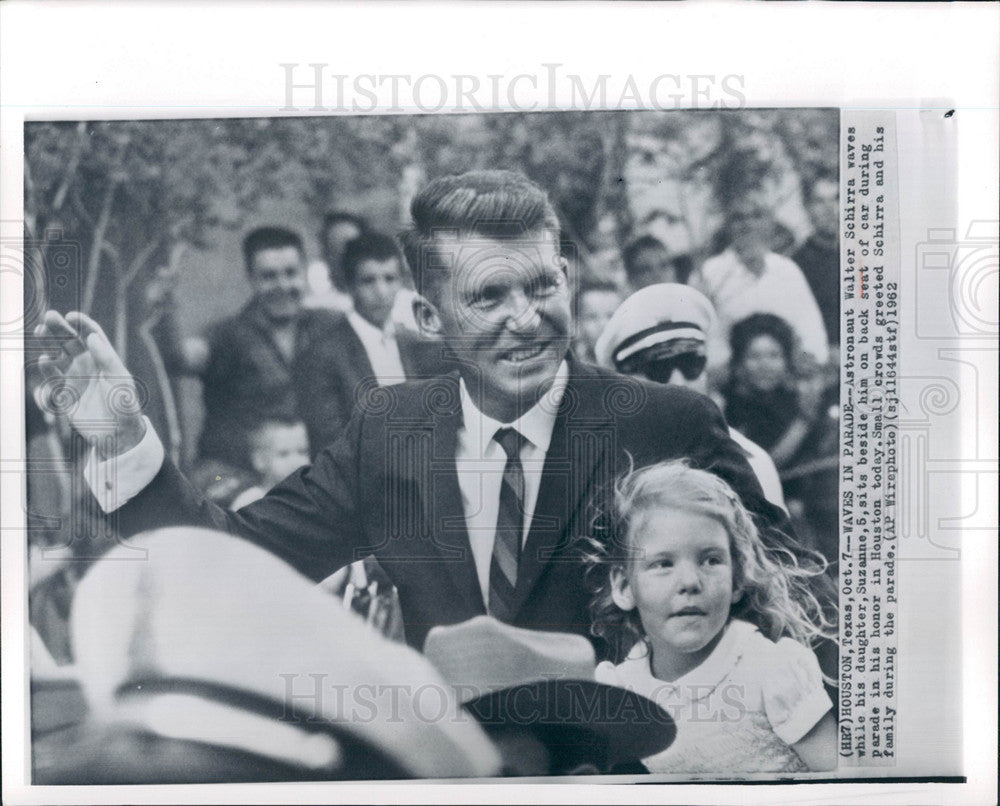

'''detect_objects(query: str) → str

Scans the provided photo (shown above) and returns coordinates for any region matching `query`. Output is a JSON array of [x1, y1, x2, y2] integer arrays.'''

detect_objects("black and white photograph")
[[2, 3, 996, 804], [23, 107, 845, 783]]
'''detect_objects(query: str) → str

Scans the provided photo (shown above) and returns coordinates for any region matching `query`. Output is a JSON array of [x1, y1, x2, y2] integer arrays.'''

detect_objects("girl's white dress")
[[594, 619, 832, 773]]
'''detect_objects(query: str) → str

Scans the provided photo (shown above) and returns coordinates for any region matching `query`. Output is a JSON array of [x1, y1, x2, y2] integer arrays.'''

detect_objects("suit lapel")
[[244, 301, 294, 369], [390, 364, 637, 621], [511, 363, 621, 616], [397, 330, 422, 378], [340, 318, 375, 383], [410, 376, 485, 614]]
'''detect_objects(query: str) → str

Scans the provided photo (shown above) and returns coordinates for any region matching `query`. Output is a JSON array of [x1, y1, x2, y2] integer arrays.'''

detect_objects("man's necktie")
[[488, 427, 526, 622]]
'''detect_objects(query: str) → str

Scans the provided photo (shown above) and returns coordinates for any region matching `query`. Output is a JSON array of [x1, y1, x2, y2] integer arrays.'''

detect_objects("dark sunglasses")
[[636, 353, 707, 384]]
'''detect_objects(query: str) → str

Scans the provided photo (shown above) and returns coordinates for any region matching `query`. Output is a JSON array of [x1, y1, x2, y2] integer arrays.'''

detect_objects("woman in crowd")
[[722, 312, 839, 561], [722, 313, 814, 470]]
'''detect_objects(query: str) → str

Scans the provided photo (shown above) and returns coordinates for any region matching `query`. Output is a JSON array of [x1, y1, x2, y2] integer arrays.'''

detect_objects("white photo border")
[[1, 2, 997, 804]]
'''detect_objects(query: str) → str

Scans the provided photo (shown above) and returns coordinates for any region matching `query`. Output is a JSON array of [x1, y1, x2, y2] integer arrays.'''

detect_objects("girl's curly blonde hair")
[[583, 459, 836, 663]]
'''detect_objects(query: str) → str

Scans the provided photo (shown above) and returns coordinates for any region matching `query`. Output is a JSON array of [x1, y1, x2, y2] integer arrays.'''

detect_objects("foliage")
[[23, 110, 835, 458], [25, 110, 836, 326]]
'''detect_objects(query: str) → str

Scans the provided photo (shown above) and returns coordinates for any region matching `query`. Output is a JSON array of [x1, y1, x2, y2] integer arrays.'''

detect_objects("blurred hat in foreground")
[[595, 283, 715, 370], [424, 616, 675, 776], [53, 528, 500, 783]]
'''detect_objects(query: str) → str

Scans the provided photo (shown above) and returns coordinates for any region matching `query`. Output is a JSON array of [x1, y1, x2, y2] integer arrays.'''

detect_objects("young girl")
[[587, 460, 837, 773]]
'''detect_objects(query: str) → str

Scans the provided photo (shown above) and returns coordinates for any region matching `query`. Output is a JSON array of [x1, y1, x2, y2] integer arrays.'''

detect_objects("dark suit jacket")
[[115, 359, 792, 654], [295, 315, 456, 456], [793, 235, 840, 343], [197, 302, 348, 470]]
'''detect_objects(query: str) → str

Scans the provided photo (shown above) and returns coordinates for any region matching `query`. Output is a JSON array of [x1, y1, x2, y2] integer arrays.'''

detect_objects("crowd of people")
[[27, 167, 841, 781], [579, 174, 840, 562]]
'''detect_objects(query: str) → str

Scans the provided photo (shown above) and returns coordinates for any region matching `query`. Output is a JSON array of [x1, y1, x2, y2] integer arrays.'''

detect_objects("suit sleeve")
[[295, 319, 365, 457], [114, 412, 367, 581], [297, 356, 352, 457], [201, 321, 236, 391]]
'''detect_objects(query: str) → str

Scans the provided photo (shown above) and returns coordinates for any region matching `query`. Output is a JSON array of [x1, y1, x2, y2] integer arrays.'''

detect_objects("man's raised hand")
[[31, 311, 147, 459]]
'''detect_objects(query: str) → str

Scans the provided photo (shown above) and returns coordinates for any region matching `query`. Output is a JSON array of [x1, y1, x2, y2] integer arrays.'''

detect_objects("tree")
[[25, 119, 270, 460], [24, 111, 836, 464]]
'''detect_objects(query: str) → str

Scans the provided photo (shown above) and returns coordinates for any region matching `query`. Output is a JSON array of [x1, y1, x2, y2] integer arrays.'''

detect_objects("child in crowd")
[[229, 418, 310, 510], [573, 280, 623, 365], [231, 417, 404, 640], [587, 460, 837, 773]]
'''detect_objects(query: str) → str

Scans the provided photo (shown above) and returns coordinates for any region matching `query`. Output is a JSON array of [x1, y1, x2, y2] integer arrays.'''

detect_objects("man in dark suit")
[[149, 226, 347, 472], [792, 173, 840, 348], [33, 170, 796, 655], [297, 231, 454, 454]]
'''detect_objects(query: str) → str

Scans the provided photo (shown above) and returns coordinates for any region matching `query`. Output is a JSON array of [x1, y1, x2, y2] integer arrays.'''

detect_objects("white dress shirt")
[[690, 248, 830, 369], [346, 310, 406, 387], [728, 427, 786, 512], [302, 259, 354, 313], [455, 361, 569, 604], [86, 416, 165, 514]]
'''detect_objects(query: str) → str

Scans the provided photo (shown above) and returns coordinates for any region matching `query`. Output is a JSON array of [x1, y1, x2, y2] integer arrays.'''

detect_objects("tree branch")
[[69, 190, 95, 229], [122, 235, 163, 289], [100, 241, 120, 265], [116, 236, 183, 358], [80, 177, 119, 315], [51, 122, 89, 213], [24, 156, 38, 237], [137, 313, 183, 467]]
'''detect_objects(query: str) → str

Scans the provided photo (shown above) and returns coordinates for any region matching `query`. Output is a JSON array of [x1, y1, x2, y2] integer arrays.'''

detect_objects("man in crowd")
[[153, 226, 344, 473], [297, 231, 453, 452], [689, 189, 829, 376], [303, 210, 368, 312], [793, 173, 841, 348], [622, 234, 677, 291], [305, 210, 421, 331], [33, 170, 794, 654], [594, 283, 786, 512]]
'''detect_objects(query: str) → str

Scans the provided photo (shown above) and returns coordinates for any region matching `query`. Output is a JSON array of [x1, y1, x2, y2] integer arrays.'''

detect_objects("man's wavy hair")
[[399, 170, 561, 301], [583, 460, 836, 664]]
